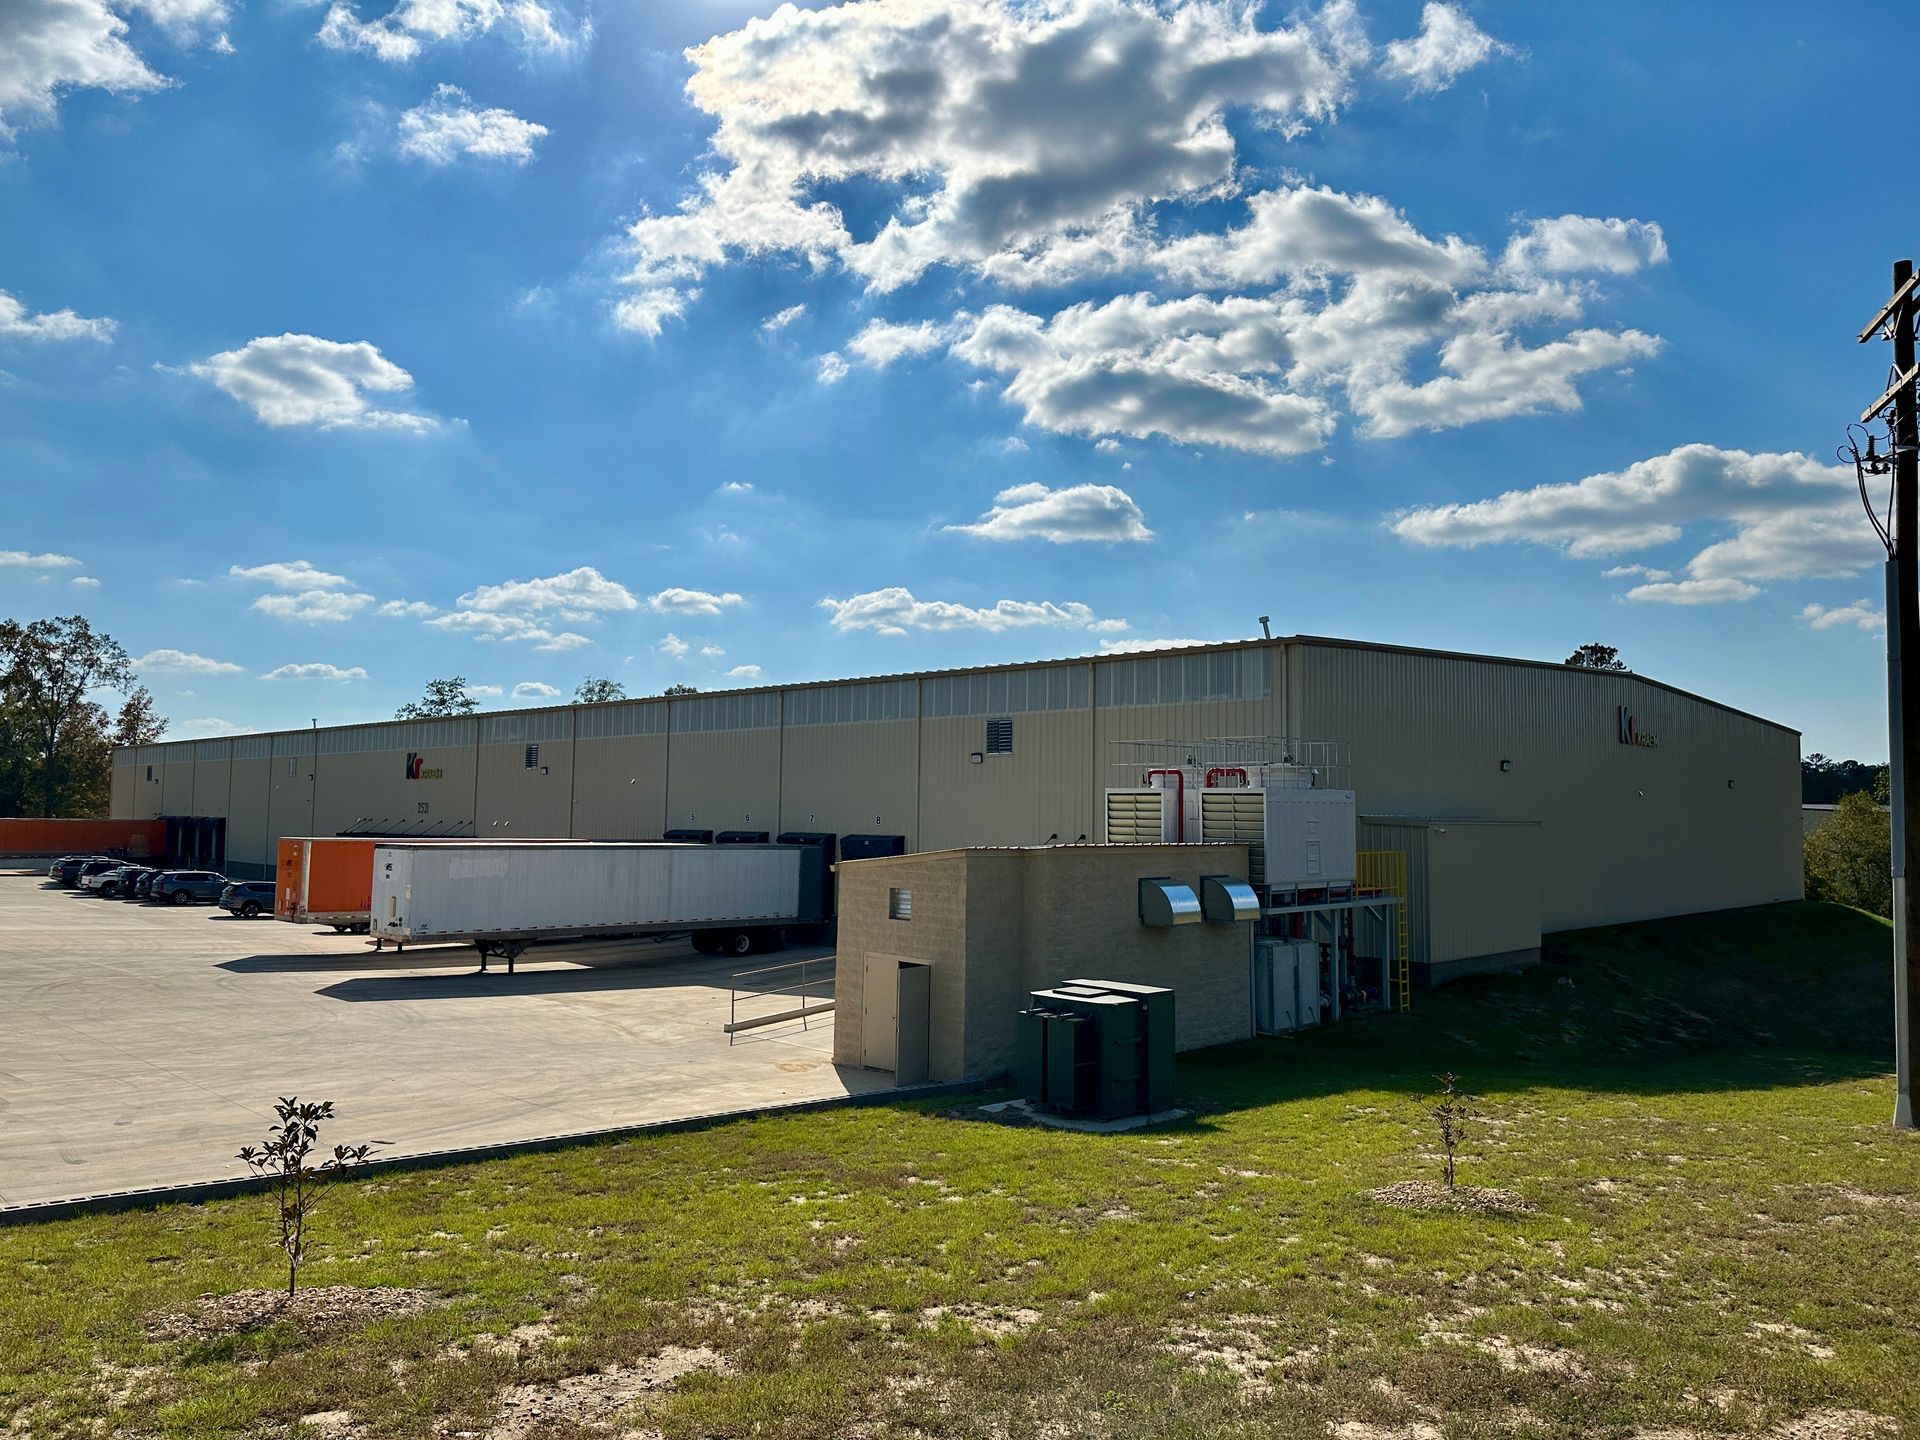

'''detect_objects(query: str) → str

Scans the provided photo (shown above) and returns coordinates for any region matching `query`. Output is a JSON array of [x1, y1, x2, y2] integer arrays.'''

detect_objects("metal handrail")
[[726, 955, 836, 1041]]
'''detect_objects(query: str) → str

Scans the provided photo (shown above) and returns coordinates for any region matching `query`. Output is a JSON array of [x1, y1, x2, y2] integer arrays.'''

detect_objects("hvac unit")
[[1105, 787, 1178, 843], [1254, 939, 1321, 1033], [1263, 787, 1357, 889], [1199, 786, 1266, 885]]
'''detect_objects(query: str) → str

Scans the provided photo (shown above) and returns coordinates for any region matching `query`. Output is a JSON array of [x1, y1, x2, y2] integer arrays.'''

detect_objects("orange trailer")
[[0, 817, 168, 858], [276, 837, 383, 931]]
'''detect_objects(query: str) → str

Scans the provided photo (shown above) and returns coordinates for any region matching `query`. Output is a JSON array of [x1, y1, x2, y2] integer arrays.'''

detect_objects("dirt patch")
[[1771, 1410, 1897, 1440], [145, 1286, 440, 1342], [1366, 1180, 1534, 1215], [918, 1304, 1040, 1340], [482, 1347, 731, 1439], [1330, 1424, 1443, 1440], [1749, 1320, 1835, 1361]]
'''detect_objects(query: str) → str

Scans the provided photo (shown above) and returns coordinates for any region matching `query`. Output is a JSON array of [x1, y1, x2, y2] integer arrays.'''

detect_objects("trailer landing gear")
[[475, 939, 531, 975]]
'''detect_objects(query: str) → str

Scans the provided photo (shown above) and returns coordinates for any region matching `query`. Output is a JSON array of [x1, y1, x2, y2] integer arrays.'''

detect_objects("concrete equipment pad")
[[0, 875, 883, 1207]]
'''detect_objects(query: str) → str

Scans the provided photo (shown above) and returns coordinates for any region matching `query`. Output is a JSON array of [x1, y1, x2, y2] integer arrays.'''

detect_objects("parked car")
[[94, 865, 143, 897], [74, 859, 124, 890], [150, 871, 229, 905], [218, 881, 275, 918], [110, 866, 157, 898], [52, 855, 110, 886], [130, 869, 163, 900]]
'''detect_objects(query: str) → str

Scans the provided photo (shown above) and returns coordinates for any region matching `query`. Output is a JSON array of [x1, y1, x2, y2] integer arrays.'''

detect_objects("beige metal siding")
[[265, 734, 316, 849], [192, 740, 233, 817], [158, 744, 194, 813], [130, 746, 167, 817], [1305, 643, 1800, 933], [1428, 822, 1541, 964], [227, 756, 272, 870], [780, 718, 919, 844], [918, 710, 1093, 850], [110, 751, 134, 818], [664, 692, 781, 832], [313, 727, 479, 836], [572, 735, 669, 838], [476, 710, 574, 838], [1357, 818, 1434, 970]]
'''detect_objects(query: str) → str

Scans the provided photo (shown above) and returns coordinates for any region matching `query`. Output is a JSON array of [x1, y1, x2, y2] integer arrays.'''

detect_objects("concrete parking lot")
[[0, 873, 883, 1208]]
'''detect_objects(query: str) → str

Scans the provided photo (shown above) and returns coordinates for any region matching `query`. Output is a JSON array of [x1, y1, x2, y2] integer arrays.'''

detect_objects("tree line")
[[0, 615, 167, 818]]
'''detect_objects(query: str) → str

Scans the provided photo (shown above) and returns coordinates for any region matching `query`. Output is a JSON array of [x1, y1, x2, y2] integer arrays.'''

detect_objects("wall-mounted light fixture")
[[1727, 779, 1735, 789], [1499, 758, 1512, 772], [970, 752, 984, 765]]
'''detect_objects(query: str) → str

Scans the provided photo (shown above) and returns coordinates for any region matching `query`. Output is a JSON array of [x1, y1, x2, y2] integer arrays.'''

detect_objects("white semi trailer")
[[370, 841, 831, 972]]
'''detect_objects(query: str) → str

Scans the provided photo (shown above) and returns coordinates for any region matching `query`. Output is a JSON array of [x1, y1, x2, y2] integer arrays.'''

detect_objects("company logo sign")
[[404, 752, 445, 780], [1616, 707, 1659, 749]]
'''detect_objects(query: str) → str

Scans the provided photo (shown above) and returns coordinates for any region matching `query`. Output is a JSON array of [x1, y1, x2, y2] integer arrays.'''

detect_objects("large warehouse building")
[[110, 634, 1803, 938]]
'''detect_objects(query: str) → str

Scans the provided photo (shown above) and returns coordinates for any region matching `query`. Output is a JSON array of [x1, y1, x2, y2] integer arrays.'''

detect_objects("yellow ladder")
[[1356, 849, 1411, 1012]]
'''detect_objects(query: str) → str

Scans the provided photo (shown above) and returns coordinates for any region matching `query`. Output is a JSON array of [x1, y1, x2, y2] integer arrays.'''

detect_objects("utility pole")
[[1856, 260, 1920, 1128]]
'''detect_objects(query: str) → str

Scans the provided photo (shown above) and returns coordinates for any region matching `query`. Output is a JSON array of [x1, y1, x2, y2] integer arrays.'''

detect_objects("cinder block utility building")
[[112, 634, 1802, 946]]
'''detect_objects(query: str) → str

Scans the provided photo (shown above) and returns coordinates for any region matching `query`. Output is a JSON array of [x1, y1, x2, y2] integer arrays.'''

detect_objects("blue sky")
[[0, 0, 1911, 757]]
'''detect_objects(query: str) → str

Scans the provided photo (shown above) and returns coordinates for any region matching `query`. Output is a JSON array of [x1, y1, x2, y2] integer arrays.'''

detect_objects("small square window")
[[888, 887, 912, 921], [985, 716, 1013, 755], [525, 743, 540, 769]]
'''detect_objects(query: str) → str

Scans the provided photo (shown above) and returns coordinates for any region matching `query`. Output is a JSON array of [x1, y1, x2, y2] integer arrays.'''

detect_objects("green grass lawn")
[[4, 901, 1916, 1439]]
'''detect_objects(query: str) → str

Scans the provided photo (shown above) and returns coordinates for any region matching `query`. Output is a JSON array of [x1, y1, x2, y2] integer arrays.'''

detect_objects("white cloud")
[[376, 598, 437, 618], [178, 716, 245, 739], [759, 305, 805, 333], [70, 575, 100, 588], [818, 587, 1125, 636], [657, 632, 690, 658], [1378, 2, 1511, 94], [1502, 216, 1669, 277], [466, 683, 504, 698], [229, 560, 351, 590], [0, 0, 167, 140], [698, 644, 724, 657], [1094, 438, 1122, 454], [0, 549, 79, 568], [135, 648, 243, 675], [725, 664, 763, 679], [317, 0, 584, 65], [1601, 563, 1671, 582], [1097, 637, 1210, 653], [623, 0, 1354, 313], [511, 680, 561, 699], [1623, 577, 1759, 605], [253, 590, 375, 623], [648, 586, 743, 616], [847, 319, 954, 369], [459, 566, 637, 618], [397, 84, 548, 166], [0, 289, 115, 341], [616, 0, 1654, 459], [1393, 443, 1879, 604], [428, 610, 590, 651], [188, 334, 443, 431], [717, 481, 754, 494], [1802, 600, 1885, 633], [945, 482, 1151, 544], [261, 662, 369, 681]]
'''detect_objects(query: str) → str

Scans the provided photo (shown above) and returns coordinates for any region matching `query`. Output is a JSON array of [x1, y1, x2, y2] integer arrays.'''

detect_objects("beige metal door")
[[861, 952, 900, 1070]]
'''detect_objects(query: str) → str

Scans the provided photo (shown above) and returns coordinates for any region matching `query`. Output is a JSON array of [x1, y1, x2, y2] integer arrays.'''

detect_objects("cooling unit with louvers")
[[1200, 787, 1266, 885], [1104, 787, 1177, 843]]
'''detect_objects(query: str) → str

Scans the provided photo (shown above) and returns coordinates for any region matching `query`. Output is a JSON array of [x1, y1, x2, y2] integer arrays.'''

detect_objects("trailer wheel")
[[691, 932, 718, 955], [724, 929, 754, 958]]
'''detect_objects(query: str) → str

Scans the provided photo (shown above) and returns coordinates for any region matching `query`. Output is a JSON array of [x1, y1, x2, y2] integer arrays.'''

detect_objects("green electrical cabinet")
[[1017, 979, 1175, 1119]]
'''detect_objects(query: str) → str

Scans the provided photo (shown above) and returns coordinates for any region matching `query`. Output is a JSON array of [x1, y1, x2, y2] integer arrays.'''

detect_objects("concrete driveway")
[[0, 874, 880, 1207]]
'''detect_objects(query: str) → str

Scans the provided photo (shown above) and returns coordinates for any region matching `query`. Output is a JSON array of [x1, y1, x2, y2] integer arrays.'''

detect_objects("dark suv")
[[218, 881, 275, 918], [51, 855, 110, 886], [151, 871, 229, 905], [94, 865, 144, 897]]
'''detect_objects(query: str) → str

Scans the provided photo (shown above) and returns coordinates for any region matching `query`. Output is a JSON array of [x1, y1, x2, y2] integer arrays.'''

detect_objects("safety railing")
[[1355, 849, 1411, 1011], [725, 955, 836, 1042]]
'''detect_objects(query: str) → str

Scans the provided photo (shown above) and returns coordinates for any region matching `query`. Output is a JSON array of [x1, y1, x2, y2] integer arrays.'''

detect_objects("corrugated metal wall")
[[1359, 816, 1542, 970], [192, 739, 232, 817], [1311, 643, 1800, 932], [103, 637, 1802, 938], [109, 749, 134, 818]]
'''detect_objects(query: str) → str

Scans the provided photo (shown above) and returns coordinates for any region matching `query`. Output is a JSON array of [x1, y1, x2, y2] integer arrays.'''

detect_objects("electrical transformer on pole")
[[1850, 260, 1920, 1128]]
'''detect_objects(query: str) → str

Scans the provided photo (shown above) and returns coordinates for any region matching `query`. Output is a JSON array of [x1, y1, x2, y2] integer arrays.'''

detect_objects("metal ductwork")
[[1138, 876, 1201, 927], [1199, 875, 1260, 923]]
